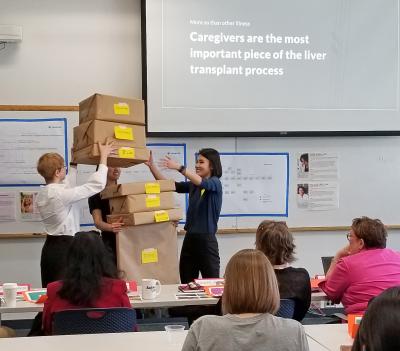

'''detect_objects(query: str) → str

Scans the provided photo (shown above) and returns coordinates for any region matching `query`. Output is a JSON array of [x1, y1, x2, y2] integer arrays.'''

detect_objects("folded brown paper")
[[117, 222, 180, 284], [79, 93, 145, 125]]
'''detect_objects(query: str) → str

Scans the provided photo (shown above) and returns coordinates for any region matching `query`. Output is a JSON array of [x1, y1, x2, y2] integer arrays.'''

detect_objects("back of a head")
[[37, 153, 64, 182], [255, 220, 295, 265], [198, 148, 222, 178], [352, 286, 400, 351], [58, 231, 118, 306], [222, 249, 279, 315], [352, 216, 387, 249]]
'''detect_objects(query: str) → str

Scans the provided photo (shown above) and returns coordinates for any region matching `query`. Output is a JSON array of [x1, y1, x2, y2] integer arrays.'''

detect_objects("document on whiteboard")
[[297, 152, 339, 180], [296, 182, 339, 211], [0, 192, 17, 221], [0, 119, 67, 185], [220, 153, 289, 216]]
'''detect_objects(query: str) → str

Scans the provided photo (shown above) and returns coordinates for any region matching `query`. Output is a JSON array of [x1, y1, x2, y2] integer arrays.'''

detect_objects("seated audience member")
[[182, 249, 309, 351], [255, 220, 311, 321], [319, 216, 400, 314], [42, 231, 131, 335], [352, 286, 400, 351]]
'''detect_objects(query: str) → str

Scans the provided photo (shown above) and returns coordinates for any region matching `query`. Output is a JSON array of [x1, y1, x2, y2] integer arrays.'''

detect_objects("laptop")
[[321, 256, 334, 275]]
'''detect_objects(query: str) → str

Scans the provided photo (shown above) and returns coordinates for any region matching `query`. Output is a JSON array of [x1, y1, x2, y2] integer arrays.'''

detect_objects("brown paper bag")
[[117, 222, 180, 284]]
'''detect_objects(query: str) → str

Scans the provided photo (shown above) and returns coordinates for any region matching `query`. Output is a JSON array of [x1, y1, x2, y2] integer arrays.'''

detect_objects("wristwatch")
[[178, 165, 186, 174]]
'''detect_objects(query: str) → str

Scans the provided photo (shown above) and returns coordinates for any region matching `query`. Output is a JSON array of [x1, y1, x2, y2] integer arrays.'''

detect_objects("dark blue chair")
[[275, 299, 295, 319], [53, 307, 136, 335]]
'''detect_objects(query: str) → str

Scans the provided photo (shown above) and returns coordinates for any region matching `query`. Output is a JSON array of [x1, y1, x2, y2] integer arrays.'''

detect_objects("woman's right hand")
[[109, 217, 124, 233], [335, 245, 351, 260], [145, 150, 154, 168]]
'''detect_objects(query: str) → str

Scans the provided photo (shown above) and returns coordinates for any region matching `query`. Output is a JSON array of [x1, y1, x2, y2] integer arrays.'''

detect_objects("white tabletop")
[[0, 331, 187, 351], [0, 284, 218, 315], [304, 324, 353, 351], [0, 329, 330, 351]]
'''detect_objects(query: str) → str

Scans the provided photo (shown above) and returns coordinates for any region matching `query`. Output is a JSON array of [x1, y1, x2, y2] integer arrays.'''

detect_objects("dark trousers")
[[40, 235, 74, 288], [29, 235, 73, 336], [179, 234, 220, 284], [101, 231, 117, 266]]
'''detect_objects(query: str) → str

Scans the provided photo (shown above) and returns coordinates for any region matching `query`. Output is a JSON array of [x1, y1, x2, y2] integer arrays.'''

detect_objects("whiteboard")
[[1, 111, 400, 235]]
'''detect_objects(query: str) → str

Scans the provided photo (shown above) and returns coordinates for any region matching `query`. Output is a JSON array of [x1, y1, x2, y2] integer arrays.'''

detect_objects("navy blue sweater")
[[175, 176, 222, 235]]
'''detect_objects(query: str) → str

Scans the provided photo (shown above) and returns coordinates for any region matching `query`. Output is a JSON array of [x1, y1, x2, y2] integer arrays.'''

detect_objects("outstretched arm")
[[145, 151, 167, 180], [160, 156, 202, 186]]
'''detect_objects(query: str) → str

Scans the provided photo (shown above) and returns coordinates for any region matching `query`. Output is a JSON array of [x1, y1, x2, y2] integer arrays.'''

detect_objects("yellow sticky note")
[[146, 195, 160, 208], [154, 210, 170, 222], [141, 248, 158, 264], [118, 147, 135, 159], [114, 125, 134, 140], [114, 102, 130, 115], [201, 189, 205, 197], [145, 182, 161, 194]]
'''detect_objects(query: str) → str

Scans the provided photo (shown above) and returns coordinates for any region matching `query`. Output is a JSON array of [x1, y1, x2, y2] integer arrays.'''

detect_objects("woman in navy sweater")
[[147, 148, 223, 283]]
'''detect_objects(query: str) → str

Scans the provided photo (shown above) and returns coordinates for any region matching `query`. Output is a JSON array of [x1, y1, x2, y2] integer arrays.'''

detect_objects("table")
[[304, 324, 353, 351], [0, 331, 187, 351], [0, 329, 331, 351], [0, 284, 218, 324]]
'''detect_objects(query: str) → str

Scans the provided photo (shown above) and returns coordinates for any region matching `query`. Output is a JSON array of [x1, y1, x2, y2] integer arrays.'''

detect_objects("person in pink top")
[[319, 216, 400, 314]]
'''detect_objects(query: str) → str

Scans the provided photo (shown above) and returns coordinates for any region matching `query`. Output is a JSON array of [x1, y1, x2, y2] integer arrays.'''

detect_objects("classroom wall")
[[1, 0, 400, 288], [0, 0, 142, 104]]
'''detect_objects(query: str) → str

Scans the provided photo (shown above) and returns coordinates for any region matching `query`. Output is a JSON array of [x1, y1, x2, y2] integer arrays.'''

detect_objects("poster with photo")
[[20, 191, 41, 221]]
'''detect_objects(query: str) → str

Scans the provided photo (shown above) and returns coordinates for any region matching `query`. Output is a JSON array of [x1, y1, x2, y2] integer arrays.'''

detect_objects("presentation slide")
[[145, 0, 399, 134]]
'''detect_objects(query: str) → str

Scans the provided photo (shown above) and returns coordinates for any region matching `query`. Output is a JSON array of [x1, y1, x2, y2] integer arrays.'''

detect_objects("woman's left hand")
[[160, 156, 181, 171]]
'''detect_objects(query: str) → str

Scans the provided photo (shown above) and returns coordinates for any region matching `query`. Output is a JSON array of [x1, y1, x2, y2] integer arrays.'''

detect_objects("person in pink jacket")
[[319, 216, 400, 314]]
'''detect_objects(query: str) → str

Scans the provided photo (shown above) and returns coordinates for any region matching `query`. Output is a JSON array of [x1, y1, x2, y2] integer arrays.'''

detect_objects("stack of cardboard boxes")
[[101, 179, 183, 283], [73, 93, 150, 167], [101, 179, 182, 226]]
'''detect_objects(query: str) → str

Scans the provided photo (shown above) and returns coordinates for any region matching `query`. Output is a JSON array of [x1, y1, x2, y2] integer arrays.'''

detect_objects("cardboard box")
[[117, 222, 180, 284], [73, 120, 146, 151], [79, 93, 145, 125], [101, 179, 176, 199], [107, 208, 182, 226], [109, 192, 175, 214], [73, 144, 150, 168]]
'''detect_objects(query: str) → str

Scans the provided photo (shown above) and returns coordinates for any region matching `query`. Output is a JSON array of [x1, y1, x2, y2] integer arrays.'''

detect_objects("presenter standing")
[[147, 148, 223, 283]]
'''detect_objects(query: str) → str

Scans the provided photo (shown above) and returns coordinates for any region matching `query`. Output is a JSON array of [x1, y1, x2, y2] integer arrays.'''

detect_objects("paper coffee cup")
[[3, 283, 18, 307]]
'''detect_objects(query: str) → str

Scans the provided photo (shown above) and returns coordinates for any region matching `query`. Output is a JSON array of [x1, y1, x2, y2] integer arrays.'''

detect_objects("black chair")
[[275, 299, 295, 319], [53, 307, 136, 335]]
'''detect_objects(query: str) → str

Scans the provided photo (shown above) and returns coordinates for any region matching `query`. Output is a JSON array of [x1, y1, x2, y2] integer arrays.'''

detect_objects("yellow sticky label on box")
[[118, 147, 135, 159], [145, 182, 161, 194], [114, 103, 130, 115], [141, 248, 158, 264], [146, 195, 160, 208], [114, 125, 134, 140], [154, 210, 169, 222]]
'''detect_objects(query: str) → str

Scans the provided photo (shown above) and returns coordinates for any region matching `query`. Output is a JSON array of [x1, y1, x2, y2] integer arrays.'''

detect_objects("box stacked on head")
[[101, 180, 182, 283], [101, 179, 182, 226], [73, 93, 150, 167]]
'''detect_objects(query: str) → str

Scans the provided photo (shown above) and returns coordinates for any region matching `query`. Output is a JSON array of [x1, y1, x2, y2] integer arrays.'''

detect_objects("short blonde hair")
[[37, 153, 64, 182], [222, 249, 280, 315], [255, 220, 295, 265]]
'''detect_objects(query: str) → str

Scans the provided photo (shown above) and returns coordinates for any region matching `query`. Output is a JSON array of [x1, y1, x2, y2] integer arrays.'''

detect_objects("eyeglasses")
[[346, 232, 352, 241]]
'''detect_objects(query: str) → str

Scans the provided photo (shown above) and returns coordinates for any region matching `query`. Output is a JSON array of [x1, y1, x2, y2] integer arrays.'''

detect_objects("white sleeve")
[[64, 166, 77, 188], [58, 164, 108, 206]]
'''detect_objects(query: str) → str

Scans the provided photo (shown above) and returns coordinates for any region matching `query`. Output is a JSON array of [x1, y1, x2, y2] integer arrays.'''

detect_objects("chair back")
[[276, 299, 295, 319], [53, 307, 136, 335]]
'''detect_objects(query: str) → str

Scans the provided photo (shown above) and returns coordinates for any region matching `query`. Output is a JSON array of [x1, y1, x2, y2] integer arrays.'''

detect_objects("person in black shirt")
[[255, 220, 311, 321], [88, 166, 124, 263], [147, 148, 223, 283]]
